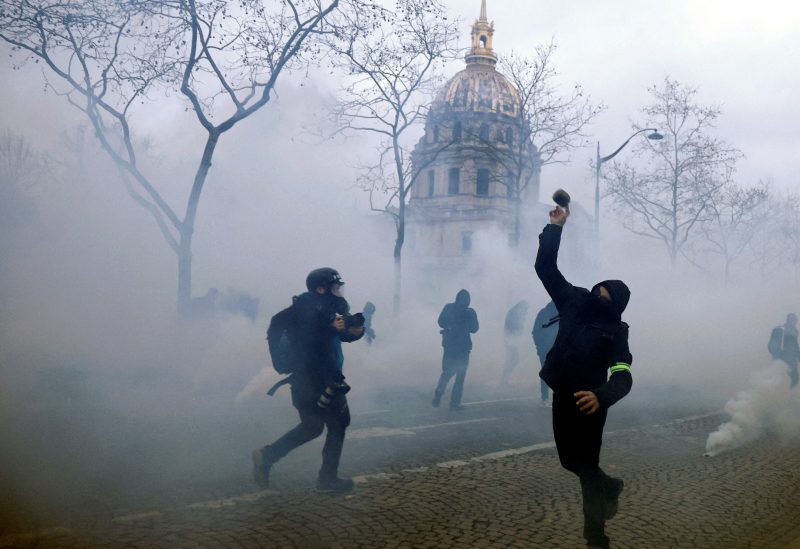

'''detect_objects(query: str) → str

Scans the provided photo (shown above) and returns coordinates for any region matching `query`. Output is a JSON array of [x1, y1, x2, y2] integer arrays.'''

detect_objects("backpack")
[[768, 326, 783, 359], [267, 298, 299, 375]]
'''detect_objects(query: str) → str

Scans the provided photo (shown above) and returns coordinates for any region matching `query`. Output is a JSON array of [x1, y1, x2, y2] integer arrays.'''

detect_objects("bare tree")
[[477, 41, 603, 247], [772, 192, 800, 281], [698, 180, 769, 284], [0, 130, 42, 233], [0, 0, 357, 313], [330, 0, 458, 314], [605, 78, 742, 268]]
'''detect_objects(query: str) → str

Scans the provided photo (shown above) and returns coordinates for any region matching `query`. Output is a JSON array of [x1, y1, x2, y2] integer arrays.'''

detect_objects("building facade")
[[407, 1, 541, 265]]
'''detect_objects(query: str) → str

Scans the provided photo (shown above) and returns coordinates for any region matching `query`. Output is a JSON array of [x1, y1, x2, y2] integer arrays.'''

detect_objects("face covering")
[[331, 284, 344, 298]]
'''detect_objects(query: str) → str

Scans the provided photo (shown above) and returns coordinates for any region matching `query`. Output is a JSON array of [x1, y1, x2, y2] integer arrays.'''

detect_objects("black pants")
[[787, 360, 799, 388], [266, 395, 351, 481], [435, 349, 470, 406], [552, 392, 617, 549]]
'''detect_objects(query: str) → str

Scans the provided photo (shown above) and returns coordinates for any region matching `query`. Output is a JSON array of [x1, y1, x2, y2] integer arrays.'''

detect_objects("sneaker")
[[449, 404, 464, 411], [432, 394, 441, 408], [605, 477, 624, 520], [252, 448, 273, 488], [316, 476, 354, 493]]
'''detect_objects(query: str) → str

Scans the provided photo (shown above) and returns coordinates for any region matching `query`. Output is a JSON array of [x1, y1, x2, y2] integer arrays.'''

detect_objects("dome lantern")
[[465, 0, 497, 68]]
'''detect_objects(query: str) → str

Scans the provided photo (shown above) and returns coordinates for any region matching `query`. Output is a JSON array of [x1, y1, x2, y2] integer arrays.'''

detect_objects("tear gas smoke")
[[704, 360, 800, 456]]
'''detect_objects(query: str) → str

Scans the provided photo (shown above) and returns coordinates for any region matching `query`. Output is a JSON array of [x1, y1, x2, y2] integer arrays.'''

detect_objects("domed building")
[[407, 1, 541, 264]]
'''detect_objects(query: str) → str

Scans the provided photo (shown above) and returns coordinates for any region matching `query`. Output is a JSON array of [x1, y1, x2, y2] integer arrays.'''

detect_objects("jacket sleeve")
[[468, 308, 479, 334], [593, 323, 633, 409], [438, 304, 450, 329], [534, 224, 576, 310]]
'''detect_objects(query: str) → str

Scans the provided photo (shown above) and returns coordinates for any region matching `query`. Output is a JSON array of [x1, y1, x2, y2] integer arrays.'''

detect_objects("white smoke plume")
[[704, 360, 800, 456]]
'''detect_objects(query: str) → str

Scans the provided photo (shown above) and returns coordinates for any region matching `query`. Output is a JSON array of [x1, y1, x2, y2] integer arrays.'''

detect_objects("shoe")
[[316, 476, 354, 493], [449, 404, 464, 411], [252, 447, 273, 488], [605, 477, 624, 520], [432, 394, 441, 408]]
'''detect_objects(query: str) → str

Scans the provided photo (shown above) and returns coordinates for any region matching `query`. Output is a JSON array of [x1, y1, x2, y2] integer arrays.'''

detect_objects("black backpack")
[[267, 298, 299, 375], [768, 326, 783, 359]]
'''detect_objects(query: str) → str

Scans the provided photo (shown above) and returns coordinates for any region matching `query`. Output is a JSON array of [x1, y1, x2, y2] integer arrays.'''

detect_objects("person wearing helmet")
[[433, 289, 479, 411], [253, 268, 364, 493], [534, 205, 633, 549]]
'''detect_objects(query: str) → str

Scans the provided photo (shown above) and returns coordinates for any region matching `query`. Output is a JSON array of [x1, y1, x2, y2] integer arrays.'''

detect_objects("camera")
[[345, 312, 365, 329], [317, 376, 351, 408]]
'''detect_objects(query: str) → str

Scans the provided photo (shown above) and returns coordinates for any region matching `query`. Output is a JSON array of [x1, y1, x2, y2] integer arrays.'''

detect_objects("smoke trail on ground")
[[704, 360, 800, 456]]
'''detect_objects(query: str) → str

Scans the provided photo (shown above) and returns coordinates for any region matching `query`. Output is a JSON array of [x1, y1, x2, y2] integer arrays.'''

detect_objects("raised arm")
[[534, 207, 576, 309]]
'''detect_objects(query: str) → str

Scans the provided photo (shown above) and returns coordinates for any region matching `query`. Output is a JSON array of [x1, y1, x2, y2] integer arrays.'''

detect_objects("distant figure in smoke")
[[433, 289, 479, 411], [363, 301, 377, 345], [253, 268, 364, 493], [535, 204, 633, 549], [189, 287, 219, 316], [501, 300, 529, 386], [769, 313, 799, 388], [532, 300, 559, 406], [220, 288, 260, 322]]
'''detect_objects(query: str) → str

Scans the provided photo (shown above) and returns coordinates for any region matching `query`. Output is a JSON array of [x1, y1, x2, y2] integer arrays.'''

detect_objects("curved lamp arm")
[[600, 128, 659, 164]]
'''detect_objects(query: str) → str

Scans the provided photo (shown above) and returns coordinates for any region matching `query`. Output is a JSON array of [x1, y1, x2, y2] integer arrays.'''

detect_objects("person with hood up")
[[433, 289, 479, 410], [534, 204, 633, 549]]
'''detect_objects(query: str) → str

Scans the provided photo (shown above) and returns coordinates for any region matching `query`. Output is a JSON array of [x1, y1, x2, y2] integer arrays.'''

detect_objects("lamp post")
[[594, 128, 663, 235]]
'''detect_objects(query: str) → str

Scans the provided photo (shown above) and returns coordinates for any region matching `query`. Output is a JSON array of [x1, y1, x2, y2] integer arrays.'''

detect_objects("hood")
[[592, 280, 630, 316], [455, 289, 471, 307]]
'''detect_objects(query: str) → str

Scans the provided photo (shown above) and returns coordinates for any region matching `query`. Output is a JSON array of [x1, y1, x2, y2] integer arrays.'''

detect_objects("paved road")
[[3, 394, 800, 548]]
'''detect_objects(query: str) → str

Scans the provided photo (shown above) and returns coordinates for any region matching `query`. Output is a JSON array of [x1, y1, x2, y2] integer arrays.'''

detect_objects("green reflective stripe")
[[610, 363, 631, 374]]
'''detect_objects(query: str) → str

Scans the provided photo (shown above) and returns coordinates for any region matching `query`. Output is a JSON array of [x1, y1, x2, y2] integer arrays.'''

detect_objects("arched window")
[[427, 170, 435, 196], [479, 35, 487, 49], [479, 123, 489, 142], [506, 127, 514, 147], [453, 121, 462, 142]]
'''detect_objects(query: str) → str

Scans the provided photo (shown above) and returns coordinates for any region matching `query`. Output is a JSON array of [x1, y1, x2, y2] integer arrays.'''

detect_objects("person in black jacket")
[[433, 289, 479, 410], [534, 205, 633, 549], [253, 268, 364, 493]]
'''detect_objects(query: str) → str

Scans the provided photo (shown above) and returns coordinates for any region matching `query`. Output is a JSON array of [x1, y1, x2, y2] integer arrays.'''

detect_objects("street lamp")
[[594, 128, 663, 234]]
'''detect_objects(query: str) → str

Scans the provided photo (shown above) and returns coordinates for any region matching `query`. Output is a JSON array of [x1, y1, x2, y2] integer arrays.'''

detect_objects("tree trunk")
[[177, 131, 219, 314], [392, 134, 406, 317], [510, 195, 522, 248]]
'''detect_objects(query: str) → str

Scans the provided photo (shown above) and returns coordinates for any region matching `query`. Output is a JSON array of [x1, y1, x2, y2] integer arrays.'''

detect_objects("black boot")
[[605, 477, 624, 520], [252, 446, 275, 488], [316, 476, 354, 493]]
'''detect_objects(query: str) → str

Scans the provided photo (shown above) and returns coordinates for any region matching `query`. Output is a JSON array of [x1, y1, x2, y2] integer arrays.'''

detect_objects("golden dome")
[[432, 1, 520, 119], [435, 65, 521, 119]]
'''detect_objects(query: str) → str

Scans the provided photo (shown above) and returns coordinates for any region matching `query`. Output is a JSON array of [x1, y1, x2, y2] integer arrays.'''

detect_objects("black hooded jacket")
[[438, 290, 479, 352], [534, 224, 633, 409]]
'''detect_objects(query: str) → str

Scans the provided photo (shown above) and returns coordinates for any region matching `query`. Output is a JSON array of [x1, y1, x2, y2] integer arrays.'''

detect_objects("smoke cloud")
[[704, 360, 800, 456]]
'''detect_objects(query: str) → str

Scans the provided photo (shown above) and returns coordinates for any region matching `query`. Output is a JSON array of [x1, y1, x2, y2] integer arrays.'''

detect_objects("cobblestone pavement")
[[3, 414, 800, 549]]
